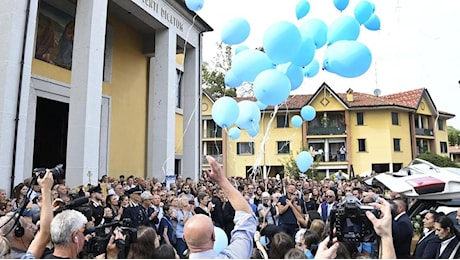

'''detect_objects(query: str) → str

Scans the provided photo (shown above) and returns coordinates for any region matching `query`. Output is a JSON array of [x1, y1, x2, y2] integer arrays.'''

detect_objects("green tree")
[[448, 126, 460, 146], [417, 152, 459, 168], [202, 42, 236, 99], [280, 149, 321, 180]]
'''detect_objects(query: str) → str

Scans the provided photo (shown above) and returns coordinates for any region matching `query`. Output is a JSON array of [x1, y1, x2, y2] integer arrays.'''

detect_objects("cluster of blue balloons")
[[196, 0, 381, 172]]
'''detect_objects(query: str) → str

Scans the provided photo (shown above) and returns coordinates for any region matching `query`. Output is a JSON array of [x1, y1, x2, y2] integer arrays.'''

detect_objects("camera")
[[32, 164, 65, 184], [83, 219, 136, 257], [330, 196, 380, 242]]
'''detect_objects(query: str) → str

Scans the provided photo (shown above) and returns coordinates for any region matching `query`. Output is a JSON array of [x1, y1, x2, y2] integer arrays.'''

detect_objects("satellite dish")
[[373, 88, 381, 96]]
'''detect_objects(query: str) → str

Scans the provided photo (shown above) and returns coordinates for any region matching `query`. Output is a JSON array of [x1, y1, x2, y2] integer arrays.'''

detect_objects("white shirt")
[[439, 235, 456, 256]]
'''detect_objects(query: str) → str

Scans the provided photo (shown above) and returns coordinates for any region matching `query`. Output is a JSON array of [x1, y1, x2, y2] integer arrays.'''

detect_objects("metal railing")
[[307, 126, 346, 135], [415, 128, 434, 136]]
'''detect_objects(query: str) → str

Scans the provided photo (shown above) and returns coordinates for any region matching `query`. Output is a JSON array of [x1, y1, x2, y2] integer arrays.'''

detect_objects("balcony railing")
[[415, 128, 434, 136], [307, 126, 346, 135], [201, 154, 223, 164]]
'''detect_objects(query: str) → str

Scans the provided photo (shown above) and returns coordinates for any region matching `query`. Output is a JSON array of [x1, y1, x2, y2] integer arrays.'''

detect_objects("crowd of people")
[[0, 156, 459, 259]]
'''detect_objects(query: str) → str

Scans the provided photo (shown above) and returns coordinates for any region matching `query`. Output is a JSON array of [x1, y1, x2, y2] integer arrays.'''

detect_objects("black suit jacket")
[[392, 213, 414, 259], [436, 237, 460, 259], [413, 231, 442, 259]]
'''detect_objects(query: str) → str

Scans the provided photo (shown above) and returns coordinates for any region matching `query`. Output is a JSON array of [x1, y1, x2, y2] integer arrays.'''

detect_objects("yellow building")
[[0, 0, 212, 193], [202, 83, 455, 178]]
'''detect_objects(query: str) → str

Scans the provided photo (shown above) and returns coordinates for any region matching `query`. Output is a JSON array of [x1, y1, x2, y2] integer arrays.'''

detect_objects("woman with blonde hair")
[[175, 193, 193, 258], [309, 219, 325, 239]]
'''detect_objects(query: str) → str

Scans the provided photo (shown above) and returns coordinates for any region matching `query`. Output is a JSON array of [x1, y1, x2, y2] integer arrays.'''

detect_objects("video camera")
[[83, 219, 136, 257], [32, 164, 65, 185], [330, 196, 380, 242]]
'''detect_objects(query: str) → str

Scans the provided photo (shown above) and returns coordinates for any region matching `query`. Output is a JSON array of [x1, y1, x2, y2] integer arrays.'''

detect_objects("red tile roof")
[[449, 146, 460, 154], [381, 88, 425, 108], [219, 84, 454, 118]]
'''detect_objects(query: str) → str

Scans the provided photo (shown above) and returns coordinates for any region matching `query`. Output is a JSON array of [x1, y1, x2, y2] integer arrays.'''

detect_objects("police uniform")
[[88, 185, 104, 226]]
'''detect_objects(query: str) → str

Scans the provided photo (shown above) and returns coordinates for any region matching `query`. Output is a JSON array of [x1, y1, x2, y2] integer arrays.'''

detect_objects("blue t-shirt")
[[278, 195, 300, 225]]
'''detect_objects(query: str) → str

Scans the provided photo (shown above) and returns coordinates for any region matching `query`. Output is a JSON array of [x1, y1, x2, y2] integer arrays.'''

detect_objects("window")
[[276, 115, 289, 128], [206, 142, 222, 156], [438, 118, 444, 130], [440, 142, 448, 153], [237, 142, 254, 155], [208, 121, 222, 138], [358, 139, 366, 152], [277, 141, 290, 154], [393, 138, 401, 152], [176, 69, 183, 109], [391, 112, 399, 125], [357, 112, 364, 125]]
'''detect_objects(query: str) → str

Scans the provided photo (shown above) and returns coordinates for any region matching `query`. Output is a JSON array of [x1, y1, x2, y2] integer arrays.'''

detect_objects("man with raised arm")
[[183, 156, 257, 259]]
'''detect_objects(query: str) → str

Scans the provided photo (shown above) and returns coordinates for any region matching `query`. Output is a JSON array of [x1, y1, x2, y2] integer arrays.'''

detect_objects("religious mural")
[[35, 1, 75, 70]]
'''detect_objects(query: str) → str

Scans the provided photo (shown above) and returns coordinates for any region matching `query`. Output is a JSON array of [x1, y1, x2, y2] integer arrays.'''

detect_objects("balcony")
[[415, 128, 434, 136], [307, 126, 346, 135], [201, 154, 223, 164]]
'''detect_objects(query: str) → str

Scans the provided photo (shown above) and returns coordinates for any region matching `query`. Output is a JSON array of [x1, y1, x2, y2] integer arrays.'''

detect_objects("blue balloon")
[[221, 18, 251, 45], [291, 36, 316, 67], [296, 0, 310, 20], [354, 1, 375, 25], [213, 227, 228, 254], [327, 15, 360, 45], [246, 123, 260, 137], [185, 0, 204, 12], [277, 63, 304, 91], [303, 59, 319, 78], [211, 97, 239, 128], [300, 105, 316, 121], [256, 100, 268, 110], [323, 40, 372, 78], [236, 100, 261, 130], [364, 14, 380, 31], [296, 151, 314, 172], [224, 69, 243, 88], [235, 45, 249, 55], [228, 127, 241, 140], [334, 0, 350, 12], [263, 21, 302, 65], [291, 115, 303, 128], [299, 18, 328, 49], [253, 69, 291, 106], [231, 49, 275, 83]]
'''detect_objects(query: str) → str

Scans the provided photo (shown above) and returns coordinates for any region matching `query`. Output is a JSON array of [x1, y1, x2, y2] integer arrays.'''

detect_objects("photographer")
[[22, 170, 54, 259], [314, 197, 396, 259], [0, 170, 53, 259]]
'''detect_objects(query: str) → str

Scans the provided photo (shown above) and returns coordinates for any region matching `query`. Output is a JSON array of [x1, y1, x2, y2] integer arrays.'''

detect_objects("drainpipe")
[[11, 0, 32, 194]]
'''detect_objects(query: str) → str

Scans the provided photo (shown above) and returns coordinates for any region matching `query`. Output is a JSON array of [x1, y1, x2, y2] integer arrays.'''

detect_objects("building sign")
[[140, 0, 184, 32]]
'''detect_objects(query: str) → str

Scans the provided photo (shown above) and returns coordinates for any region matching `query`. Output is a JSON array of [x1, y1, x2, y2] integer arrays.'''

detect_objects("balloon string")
[[251, 104, 279, 181]]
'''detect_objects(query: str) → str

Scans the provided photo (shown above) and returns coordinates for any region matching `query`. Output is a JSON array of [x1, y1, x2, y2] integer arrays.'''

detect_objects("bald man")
[[183, 156, 257, 259]]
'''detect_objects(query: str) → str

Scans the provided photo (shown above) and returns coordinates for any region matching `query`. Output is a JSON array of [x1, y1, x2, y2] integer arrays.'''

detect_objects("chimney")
[[346, 88, 354, 102]]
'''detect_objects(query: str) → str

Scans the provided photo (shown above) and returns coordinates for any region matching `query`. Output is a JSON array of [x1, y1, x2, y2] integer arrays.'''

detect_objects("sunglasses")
[[325, 195, 334, 198]]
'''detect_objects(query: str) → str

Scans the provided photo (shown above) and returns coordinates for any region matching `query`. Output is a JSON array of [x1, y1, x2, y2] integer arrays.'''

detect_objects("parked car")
[[366, 159, 460, 221]]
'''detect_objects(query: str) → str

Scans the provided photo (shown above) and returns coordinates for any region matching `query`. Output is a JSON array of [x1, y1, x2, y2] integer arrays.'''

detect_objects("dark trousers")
[[175, 237, 188, 258], [280, 223, 298, 238]]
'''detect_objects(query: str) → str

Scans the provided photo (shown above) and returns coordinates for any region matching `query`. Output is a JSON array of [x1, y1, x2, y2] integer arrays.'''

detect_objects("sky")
[[196, 0, 460, 129]]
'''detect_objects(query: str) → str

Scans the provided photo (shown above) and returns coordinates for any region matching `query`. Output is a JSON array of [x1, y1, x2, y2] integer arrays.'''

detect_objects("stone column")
[[182, 43, 201, 180], [66, 0, 108, 188], [147, 29, 177, 180], [0, 0, 38, 193]]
